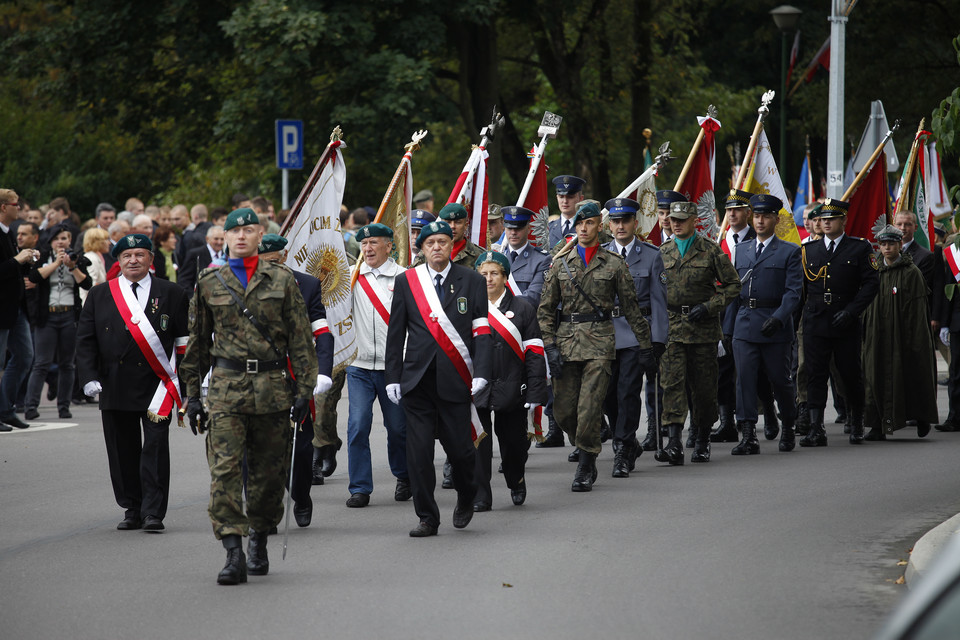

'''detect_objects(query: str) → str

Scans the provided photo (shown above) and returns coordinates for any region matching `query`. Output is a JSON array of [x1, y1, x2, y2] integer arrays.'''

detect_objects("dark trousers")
[[947, 330, 960, 422], [402, 367, 477, 528], [733, 339, 798, 422], [604, 345, 645, 442], [101, 409, 170, 519], [644, 366, 663, 422], [474, 407, 530, 507], [717, 349, 736, 408], [25, 310, 76, 413], [804, 328, 864, 411], [289, 416, 314, 505]]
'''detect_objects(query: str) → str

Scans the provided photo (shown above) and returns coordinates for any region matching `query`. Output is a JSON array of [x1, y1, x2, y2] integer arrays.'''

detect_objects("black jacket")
[[25, 247, 91, 327], [473, 289, 548, 412], [293, 270, 334, 378], [801, 235, 880, 337], [0, 226, 25, 329]]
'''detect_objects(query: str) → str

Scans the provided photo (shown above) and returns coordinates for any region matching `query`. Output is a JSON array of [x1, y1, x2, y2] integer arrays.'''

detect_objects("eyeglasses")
[[1, 202, 19, 208]]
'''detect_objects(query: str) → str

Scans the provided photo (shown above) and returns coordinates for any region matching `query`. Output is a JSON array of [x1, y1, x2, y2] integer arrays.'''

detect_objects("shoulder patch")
[[659, 271, 667, 285], [868, 253, 879, 270]]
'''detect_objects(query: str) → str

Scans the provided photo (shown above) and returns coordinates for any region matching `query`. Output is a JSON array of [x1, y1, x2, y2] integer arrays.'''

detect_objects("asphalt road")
[[2, 382, 959, 640]]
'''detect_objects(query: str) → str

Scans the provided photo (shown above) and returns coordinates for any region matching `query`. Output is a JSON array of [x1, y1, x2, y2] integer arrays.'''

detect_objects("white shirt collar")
[[206, 243, 220, 259], [757, 235, 774, 249], [507, 241, 529, 255], [493, 289, 507, 309], [428, 261, 452, 282], [614, 237, 635, 255], [727, 225, 748, 244], [902, 239, 914, 251], [0, 221, 8, 234], [824, 233, 845, 249], [119, 273, 151, 309]]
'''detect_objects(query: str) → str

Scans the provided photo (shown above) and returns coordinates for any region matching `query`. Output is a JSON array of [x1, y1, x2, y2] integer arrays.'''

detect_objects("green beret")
[[475, 250, 510, 275], [355, 223, 394, 242], [258, 233, 288, 254], [573, 201, 602, 224], [416, 220, 453, 247], [224, 207, 260, 231], [438, 203, 468, 221], [111, 233, 153, 258]]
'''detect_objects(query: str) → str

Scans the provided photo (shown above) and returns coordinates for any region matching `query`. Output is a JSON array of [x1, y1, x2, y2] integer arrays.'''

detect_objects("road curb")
[[906, 512, 960, 588]]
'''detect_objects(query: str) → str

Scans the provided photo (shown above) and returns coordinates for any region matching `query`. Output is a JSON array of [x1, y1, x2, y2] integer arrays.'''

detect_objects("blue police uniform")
[[501, 206, 552, 308], [547, 175, 586, 249]]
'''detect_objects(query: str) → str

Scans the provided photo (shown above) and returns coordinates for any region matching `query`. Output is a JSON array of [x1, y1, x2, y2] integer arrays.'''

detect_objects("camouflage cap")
[[487, 204, 504, 220], [111, 233, 153, 258], [224, 207, 260, 231], [876, 224, 903, 243], [258, 233, 288, 254], [668, 201, 698, 220], [475, 250, 511, 276]]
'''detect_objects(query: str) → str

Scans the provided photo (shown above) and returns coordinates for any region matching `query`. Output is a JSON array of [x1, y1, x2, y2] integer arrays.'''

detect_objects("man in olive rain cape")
[[862, 225, 938, 440]]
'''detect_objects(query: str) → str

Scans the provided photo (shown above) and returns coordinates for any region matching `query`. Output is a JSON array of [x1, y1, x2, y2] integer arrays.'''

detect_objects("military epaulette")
[[639, 240, 658, 249], [265, 260, 293, 273], [602, 247, 621, 258], [198, 265, 222, 280]]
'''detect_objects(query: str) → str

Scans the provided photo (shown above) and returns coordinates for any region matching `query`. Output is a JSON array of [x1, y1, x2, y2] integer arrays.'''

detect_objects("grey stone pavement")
[[1, 358, 958, 640]]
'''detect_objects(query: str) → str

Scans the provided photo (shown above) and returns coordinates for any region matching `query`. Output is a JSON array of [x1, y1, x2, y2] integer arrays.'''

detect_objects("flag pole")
[[452, 107, 505, 204], [718, 92, 775, 239], [840, 119, 901, 202], [350, 130, 428, 289], [891, 119, 925, 215], [673, 105, 718, 191], [515, 111, 562, 206], [280, 126, 344, 237]]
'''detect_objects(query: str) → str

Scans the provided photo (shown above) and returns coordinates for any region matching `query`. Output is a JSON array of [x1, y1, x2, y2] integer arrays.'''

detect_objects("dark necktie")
[[733, 232, 740, 244], [621, 246, 627, 258], [510, 250, 518, 263], [828, 240, 835, 255], [131, 281, 140, 308], [435, 274, 444, 303], [756, 242, 763, 259], [562, 220, 571, 237]]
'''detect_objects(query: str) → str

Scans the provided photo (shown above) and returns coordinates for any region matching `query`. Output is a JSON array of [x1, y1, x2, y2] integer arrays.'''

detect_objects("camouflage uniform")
[[181, 260, 318, 539], [659, 234, 740, 447], [411, 240, 483, 270], [538, 248, 652, 455]]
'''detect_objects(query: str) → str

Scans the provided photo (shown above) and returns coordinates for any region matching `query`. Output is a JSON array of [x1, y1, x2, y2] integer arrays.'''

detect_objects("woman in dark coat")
[[24, 223, 91, 420], [862, 225, 938, 439], [472, 251, 548, 510]]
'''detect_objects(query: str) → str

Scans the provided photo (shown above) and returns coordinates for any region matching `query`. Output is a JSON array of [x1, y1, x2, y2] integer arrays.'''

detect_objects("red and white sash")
[[946, 244, 960, 284], [488, 302, 546, 440], [406, 265, 489, 444], [109, 278, 183, 423], [357, 272, 391, 325]]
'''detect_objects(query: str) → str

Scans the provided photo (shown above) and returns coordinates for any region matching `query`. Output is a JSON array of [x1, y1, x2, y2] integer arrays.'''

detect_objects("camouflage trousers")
[[551, 359, 613, 455], [206, 409, 291, 539], [661, 341, 718, 428], [312, 367, 344, 450]]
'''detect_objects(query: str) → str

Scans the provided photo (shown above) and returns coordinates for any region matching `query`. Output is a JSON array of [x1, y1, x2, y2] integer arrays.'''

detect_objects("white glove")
[[524, 403, 544, 410], [313, 374, 333, 395], [940, 328, 951, 347], [83, 381, 102, 397], [386, 383, 402, 405], [471, 378, 488, 395], [717, 340, 727, 358]]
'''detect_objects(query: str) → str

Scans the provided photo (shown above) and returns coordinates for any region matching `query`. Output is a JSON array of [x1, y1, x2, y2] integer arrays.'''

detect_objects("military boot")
[[600, 418, 612, 443], [311, 447, 324, 485], [779, 417, 796, 452], [442, 459, 454, 489], [685, 423, 698, 448], [711, 404, 738, 442], [794, 402, 810, 436], [799, 407, 827, 447], [536, 417, 565, 448], [731, 421, 760, 455], [763, 403, 780, 440], [320, 444, 338, 477], [627, 436, 642, 471], [690, 425, 711, 463], [640, 417, 659, 451], [246, 530, 269, 576], [849, 406, 865, 445], [843, 415, 853, 435], [568, 447, 581, 462], [612, 440, 631, 478], [654, 424, 684, 466], [571, 451, 598, 492], [217, 535, 247, 585]]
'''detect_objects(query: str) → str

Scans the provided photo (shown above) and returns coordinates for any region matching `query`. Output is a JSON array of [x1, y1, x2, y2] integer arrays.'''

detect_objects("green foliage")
[[931, 35, 960, 209]]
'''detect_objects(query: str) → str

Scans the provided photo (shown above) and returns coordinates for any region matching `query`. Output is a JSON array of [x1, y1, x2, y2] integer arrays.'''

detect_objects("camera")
[[66, 250, 91, 268]]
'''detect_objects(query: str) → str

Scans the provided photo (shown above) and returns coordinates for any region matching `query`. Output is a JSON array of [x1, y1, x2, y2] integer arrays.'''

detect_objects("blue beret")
[[726, 189, 754, 209], [604, 197, 640, 219], [258, 233, 288, 254], [438, 203, 468, 221], [748, 193, 782, 215], [224, 207, 260, 231], [475, 250, 511, 275], [819, 198, 850, 218], [573, 201, 602, 224], [552, 175, 586, 195], [502, 206, 535, 229], [416, 220, 453, 247], [111, 233, 153, 258], [355, 223, 394, 242], [656, 190, 687, 208], [411, 209, 436, 229]]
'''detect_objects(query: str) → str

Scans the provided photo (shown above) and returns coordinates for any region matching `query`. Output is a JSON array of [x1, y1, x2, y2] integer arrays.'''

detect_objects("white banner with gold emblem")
[[283, 145, 357, 370]]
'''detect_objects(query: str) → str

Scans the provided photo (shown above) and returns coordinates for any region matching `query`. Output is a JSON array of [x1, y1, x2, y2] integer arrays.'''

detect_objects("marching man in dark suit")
[[385, 220, 491, 537], [799, 198, 879, 446], [723, 194, 803, 453], [76, 234, 190, 532]]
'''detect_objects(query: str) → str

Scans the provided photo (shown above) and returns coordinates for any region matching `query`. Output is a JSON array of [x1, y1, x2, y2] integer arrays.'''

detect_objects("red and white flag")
[[847, 151, 890, 245], [945, 243, 960, 283], [521, 146, 550, 248], [447, 146, 490, 248], [678, 114, 721, 240]]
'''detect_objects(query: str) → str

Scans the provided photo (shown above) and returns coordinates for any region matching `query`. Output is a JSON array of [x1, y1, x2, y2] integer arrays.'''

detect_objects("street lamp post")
[[770, 5, 802, 179]]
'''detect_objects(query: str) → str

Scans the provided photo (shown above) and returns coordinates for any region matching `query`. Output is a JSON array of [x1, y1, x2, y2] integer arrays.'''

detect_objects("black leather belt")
[[214, 357, 286, 373], [667, 304, 695, 315], [560, 312, 609, 323], [611, 306, 651, 318], [815, 292, 844, 304], [741, 298, 779, 309], [48, 305, 72, 313]]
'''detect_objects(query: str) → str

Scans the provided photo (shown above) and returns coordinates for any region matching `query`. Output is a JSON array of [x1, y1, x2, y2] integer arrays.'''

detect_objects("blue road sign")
[[275, 120, 304, 170]]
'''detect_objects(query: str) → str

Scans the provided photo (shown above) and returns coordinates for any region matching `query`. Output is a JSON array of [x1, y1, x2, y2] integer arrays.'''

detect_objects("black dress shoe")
[[320, 445, 337, 477], [346, 493, 370, 508], [218, 547, 248, 585], [473, 501, 491, 512], [864, 427, 886, 441], [59, 409, 72, 419], [294, 501, 313, 527], [917, 422, 931, 438], [394, 478, 412, 501], [511, 479, 527, 506], [24, 408, 39, 420], [0, 423, 11, 432], [1, 415, 29, 429], [935, 421, 959, 432], [142, 515, 165, 532], [567, 447, 581, 462], [452, 502, 474, 529], [409, 521, 438, 537], [117, 515, 142, 530]]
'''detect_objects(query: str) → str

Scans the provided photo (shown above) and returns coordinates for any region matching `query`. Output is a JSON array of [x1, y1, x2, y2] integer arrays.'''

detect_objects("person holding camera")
[[23, 223, 91, 420]]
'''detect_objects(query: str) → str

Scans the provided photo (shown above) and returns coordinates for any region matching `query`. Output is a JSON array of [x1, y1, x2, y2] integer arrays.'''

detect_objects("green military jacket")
[[181, 260, 319, 414], [538, 246, 651, 361], [660, 234, 741, 344], [411, 240, 484, 270]]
